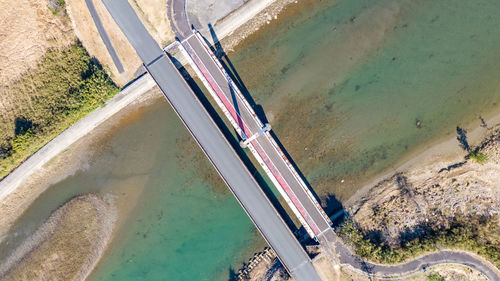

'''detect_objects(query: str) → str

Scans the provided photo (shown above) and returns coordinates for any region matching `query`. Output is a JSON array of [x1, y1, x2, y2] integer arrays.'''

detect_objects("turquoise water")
[[83, 102, 265, 281], [2, 100, 264, 281], [230, 0, 500, 203], [3, 0, 500, 280]]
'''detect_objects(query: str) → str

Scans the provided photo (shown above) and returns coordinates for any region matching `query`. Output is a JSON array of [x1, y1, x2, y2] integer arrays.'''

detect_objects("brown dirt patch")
[[66, 0, 143, 85], [0, 0, 74, 111], [130, 0, 175, 47]]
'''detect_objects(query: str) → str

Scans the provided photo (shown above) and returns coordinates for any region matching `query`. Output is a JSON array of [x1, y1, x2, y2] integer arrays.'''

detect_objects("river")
[[4, 0, 500, 280]]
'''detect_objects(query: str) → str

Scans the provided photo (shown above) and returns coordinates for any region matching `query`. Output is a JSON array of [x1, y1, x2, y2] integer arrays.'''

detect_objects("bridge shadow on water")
[[204, 24, 345, 225], [168, 55, 299, 235]]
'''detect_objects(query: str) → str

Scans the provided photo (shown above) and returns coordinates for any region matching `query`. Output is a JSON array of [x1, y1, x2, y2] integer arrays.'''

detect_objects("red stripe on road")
[[183, 40, 321, 236], [183, 42, 247, 135], [250, 139, 321, 235]]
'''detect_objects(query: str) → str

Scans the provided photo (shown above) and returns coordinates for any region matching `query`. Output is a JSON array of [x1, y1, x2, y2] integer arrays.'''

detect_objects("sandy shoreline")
[[345, 109, 500, 208], [2, 0, 500, 279]]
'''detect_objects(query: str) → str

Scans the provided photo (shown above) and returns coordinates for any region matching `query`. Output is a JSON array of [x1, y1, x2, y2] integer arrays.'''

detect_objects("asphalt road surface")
[[84, 0, 124, 73], [166, 0, 191, 38], [101, 0, 322, 280], [336, 242, 500, 281]]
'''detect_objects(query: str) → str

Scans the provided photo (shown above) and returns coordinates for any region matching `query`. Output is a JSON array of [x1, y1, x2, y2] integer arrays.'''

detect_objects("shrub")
[[0, 42, 119, 178], [427, 273, 445, 281], [338, 216, 500, 269], [468, 149, 488, 164]]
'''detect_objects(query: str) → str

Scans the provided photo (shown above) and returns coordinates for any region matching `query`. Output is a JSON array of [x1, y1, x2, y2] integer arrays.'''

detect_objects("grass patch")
[[427, 273, 445, 281], [468, 149, 488, 164], [0, 42, 119, 179], [48, 0, 65, 15], [338, 215, 500, 269]]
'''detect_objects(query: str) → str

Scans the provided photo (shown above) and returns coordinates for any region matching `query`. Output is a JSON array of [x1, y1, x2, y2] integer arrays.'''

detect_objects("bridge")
[[168, 0, 334, 243], [178, 31, 334, 241], [102, 0, 325, 280], [80, 1, 500, 280]]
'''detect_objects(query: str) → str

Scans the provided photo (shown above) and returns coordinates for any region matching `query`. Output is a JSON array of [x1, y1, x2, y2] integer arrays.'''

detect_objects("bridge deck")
[[181, 33, 332, 239], [101, 0, 322, 280]]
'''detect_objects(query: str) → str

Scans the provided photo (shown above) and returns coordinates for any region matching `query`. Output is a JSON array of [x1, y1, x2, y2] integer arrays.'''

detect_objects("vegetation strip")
[[339, 216, 500, 269], [0, 42, 119, 179]]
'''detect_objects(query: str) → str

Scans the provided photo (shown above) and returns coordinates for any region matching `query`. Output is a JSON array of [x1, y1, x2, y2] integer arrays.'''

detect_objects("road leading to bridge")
[[167, 0, 334, 241], [101, 0, 322, 280]]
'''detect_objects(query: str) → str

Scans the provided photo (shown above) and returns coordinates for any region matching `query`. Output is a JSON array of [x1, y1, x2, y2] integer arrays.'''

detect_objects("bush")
[[427, 273, 445, 281], [0, 42, 119, 178], [338, 216, 500, 269], [48, 0, 65, 15], [468, 149, 488, 164]]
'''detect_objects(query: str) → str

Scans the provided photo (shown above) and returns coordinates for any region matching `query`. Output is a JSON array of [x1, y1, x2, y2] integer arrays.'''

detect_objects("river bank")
[[0, 86, 162, 257], [0, 0, 293, 278], [0, 194, 116, 281], [345, 108, 500, 208], [340, 121, 500, 272], [0, 79, 158, 240], [2, 0, 500, 279]]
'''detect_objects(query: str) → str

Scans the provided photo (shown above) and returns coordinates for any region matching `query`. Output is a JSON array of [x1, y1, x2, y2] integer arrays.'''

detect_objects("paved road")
[[167, 0, 191, 38], [101, 1, 322, 280], [84, 0, 124, 73], [336, 241, 500, 281]]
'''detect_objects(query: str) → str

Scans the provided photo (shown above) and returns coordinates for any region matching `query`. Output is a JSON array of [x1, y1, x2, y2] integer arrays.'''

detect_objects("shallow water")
[[3, 0, 500, 279], [1, 100, 265, 281], [86, 102, 266, 281], [229, 0, 500, 205]]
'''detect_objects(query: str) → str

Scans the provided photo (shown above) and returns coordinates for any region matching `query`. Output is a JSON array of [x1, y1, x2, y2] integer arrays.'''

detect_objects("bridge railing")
[[192, 30, 332, 231]]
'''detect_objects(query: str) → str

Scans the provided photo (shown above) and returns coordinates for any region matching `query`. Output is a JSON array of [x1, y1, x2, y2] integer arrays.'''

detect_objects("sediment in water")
[[0, 194, 116, 281]]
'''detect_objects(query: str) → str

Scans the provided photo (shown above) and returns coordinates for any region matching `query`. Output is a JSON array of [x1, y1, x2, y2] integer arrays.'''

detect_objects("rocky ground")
[[348, 124, 500, 247]]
